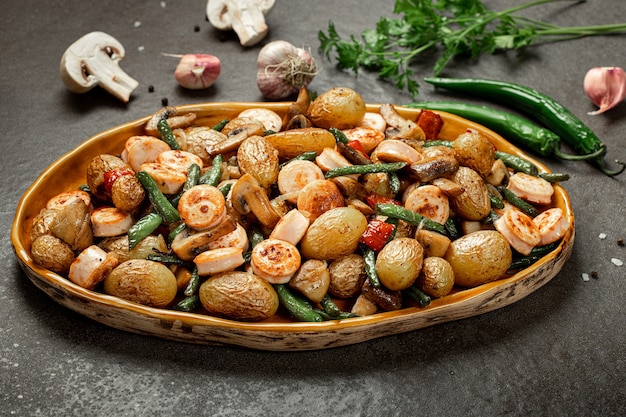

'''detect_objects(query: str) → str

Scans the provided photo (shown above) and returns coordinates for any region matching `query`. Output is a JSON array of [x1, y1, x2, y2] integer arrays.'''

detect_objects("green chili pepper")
[[423, 78, 625, 176], [407, 101, 605, 162], [156, 119, 181, 150]]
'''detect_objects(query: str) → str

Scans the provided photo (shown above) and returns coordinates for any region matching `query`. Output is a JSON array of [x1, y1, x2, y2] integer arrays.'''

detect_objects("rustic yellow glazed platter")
[[11, 103, 575, 351]]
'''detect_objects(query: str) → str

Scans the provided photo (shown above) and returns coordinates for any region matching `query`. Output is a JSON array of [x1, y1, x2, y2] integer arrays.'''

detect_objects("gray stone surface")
[[2, 0, 625, 415]]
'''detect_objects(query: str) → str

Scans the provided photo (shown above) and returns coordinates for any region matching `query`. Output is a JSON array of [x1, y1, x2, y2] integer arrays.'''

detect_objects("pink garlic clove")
[[583, 66, 626, 115], [171, 54, 221, 90]]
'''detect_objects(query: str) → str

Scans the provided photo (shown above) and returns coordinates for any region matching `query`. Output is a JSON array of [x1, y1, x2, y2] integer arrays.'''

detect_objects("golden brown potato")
[[300, 207, 368, 261], [86, 154, 133, 202], [418, 257, 455, 298], [376, 238, 423, 291], [103, 259, 177, 308], [328, 254, 366, 298], [236, 135, 279, 189], [307, 87, 366, 129], [30, 234, 75, 274], [449, 166, 491, 221], [444, 230, 512, 287], [199, 271, 279, 321], [111, 174, 145, 212], [453, 130, 496, 178], [264, 128, 336, 159]]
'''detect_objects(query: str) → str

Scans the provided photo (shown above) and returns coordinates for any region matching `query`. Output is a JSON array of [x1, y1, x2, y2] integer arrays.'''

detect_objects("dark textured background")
[[2, 1, 625, 415]]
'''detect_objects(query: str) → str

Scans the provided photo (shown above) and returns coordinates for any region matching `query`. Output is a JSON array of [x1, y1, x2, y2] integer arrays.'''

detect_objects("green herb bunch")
[[319, 0, 626, 98]]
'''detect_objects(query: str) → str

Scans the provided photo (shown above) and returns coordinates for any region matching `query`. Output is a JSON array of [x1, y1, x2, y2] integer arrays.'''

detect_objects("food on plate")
[[60, 31, 138, 103], [27, 86, 571, 323]]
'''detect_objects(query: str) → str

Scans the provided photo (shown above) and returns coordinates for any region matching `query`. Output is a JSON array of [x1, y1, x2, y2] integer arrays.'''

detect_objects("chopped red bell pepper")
[[103, 168, 134, 194], [346, 140, 370, 159], [364, 193, 402, 209], [360, 218, 396, 252]]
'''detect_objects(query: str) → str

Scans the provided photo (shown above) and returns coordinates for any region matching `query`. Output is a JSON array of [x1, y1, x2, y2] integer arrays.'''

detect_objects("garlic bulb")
[[163, 53, 221, 89], [583, 66, 626, 115], [256, 40, 318, 100]]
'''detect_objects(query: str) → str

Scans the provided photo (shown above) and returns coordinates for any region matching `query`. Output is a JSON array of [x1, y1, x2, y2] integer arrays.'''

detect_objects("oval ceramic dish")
[[11, 103, 575, 351]]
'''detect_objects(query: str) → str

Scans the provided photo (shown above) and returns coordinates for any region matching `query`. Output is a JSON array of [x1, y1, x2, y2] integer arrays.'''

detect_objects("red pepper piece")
[[360, 218, 396, 252], [346, 140, 370, 160], [364, 193, 402, 209], [103, 168, 134, 195]]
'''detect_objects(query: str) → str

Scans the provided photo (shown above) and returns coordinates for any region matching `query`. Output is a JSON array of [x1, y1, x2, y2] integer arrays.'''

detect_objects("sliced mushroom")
[[145, 106, 197, 137], [230, 173, 281, 229], [49, 197, 94, 251], [60, 31, 139, 103], [171, 217, 237, 261], [206, 0, 276, 47], [379, 103, 425, 140]]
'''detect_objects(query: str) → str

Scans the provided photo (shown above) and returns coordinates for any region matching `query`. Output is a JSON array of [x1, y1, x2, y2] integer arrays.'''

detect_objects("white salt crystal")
[[134, 21, 142, 28], [611, 258, 624, 267], [599, 233, 607, 239], [581, 273, 590, 281]]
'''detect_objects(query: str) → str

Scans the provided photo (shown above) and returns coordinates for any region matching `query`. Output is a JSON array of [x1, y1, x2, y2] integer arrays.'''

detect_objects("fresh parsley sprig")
[[318, 0, 626, 98]]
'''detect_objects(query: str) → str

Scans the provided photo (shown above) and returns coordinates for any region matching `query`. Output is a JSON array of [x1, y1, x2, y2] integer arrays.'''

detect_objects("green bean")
[[388, 171, 401, 195], [198, 154, 223, 186], [279, 150, 318, 168], [403, 285, 431, 308], [538, 172, 570, 183], [168, 222, 187, 242], [211, 119, 229, 131], [362, 246, 381, 288], [173, 295, 201, 312], [324, 162, 406, 179], [444, 218, 461, 240], [218, 182, 233, 196], [422, 140, 453, 148], [156, 119, 181, 150], [128, 212, 162, 249], [315, 309, 357, 320], [495, 151, 539, 176], [498, 187, 539, 217], [375, 203, 447, 235], [320, 294, 342, 318], [145, 253, 186, 265], [329, 127, 349, 144], [136, 171, 181, 223], [183, 267, 201, 297], [274, 284, 323, 322], [171, 163, 201, 206]]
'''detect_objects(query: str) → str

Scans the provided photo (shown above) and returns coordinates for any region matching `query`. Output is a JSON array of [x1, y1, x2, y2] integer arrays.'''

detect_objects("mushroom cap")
[[206, 0, 276, 30], [59, 31, 138, 102]]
